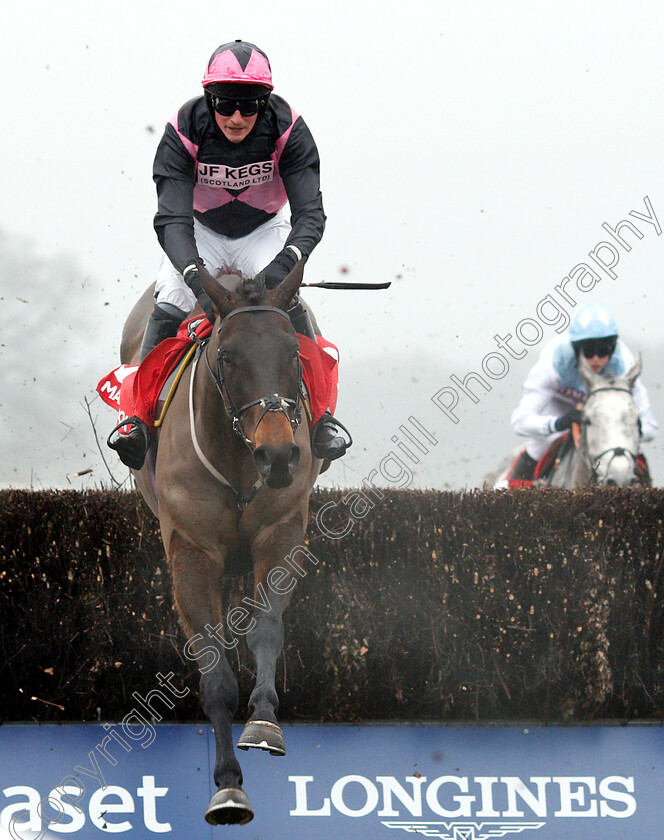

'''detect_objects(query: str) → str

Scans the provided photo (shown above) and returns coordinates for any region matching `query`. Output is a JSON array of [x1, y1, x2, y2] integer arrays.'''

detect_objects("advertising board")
[[0, 723, 661, 838]]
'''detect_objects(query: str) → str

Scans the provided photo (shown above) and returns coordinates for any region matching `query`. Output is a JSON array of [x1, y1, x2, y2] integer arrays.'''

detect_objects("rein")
[[189, 349, 261, 507], [189, 305, 303, 511], [584, 386, 633, 398]]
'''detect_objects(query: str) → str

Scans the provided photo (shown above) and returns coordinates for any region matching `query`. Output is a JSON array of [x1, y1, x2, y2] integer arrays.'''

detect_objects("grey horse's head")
[[578, 354, 643, 487]]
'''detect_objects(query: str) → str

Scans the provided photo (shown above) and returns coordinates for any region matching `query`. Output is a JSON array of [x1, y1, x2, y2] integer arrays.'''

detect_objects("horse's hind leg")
[[169, 535, 253, 825], [237, 522, 301, 757]]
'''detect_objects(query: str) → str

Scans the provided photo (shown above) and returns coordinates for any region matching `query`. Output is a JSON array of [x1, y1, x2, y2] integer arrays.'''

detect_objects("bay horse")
[[485, 354, 647, 489], [120, 260, 322, 825]]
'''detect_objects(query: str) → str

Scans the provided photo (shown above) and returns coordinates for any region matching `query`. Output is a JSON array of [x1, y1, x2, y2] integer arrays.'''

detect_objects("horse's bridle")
[[186, 305, 305, 511], [577, 386, 639, 482], [203, 305, 303, 449]]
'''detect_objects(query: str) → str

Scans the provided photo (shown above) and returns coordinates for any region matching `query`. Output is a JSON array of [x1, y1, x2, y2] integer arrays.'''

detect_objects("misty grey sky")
[[1, 0, 663, 490]]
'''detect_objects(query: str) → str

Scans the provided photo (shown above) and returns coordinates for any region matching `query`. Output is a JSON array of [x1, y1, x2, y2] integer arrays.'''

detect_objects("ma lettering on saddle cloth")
[[97, 315, 338, 442]]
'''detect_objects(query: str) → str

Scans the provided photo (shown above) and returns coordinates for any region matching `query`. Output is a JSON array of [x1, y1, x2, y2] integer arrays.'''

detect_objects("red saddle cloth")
[[506, 434, 572, 488], [97, 317, 339, 431]]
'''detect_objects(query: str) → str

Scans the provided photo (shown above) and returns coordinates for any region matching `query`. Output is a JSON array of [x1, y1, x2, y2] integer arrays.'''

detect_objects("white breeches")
[[155, 211, 291, 313]]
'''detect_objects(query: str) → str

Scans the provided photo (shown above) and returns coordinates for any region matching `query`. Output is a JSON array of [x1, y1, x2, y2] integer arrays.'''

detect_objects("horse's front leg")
[[168, 533, 253, 825], [237, 521, 302, 757]]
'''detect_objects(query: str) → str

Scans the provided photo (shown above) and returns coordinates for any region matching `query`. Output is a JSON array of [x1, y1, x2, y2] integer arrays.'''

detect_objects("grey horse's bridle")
[[577, 386, 639, 482]]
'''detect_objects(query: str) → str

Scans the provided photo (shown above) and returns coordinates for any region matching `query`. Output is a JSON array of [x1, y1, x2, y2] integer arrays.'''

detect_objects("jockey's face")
[[214, 110, 258, 143], [575, 337, 616, 374], [586, 352, 610, 373]]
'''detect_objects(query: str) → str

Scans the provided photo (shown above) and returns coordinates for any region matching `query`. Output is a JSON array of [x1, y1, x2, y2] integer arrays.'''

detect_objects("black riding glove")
[[260, 248, 299, 290], [554, 407, 583, 432], [183, 264, 216, 325]]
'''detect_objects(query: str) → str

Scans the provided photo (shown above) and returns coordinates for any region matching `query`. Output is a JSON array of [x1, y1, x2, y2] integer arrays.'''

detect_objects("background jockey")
[[111, 39, 349, 469], [509, 302, 658, 482]]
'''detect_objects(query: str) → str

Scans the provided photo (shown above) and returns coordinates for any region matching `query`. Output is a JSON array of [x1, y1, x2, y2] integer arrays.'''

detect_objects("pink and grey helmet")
[[202, 40, 273, 91]]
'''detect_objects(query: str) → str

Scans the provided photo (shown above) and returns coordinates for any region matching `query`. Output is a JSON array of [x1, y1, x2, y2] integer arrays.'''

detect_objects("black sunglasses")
[[209, 95, 265, 117], [576, 338, 617, 359]]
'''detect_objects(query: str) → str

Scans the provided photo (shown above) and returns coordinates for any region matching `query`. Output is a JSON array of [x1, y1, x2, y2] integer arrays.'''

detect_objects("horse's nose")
[[253, 443, 300, 488]]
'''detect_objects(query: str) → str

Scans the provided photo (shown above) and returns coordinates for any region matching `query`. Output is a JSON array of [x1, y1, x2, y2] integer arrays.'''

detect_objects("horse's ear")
[[626, 353, 642, 388], [266, 259, 305, 311], [198, 264, 235, 319], [578, 353, 602, 391]]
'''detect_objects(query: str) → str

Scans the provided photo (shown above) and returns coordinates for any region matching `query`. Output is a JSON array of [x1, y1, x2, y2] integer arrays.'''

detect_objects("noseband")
[[203, 305, 303, 449]]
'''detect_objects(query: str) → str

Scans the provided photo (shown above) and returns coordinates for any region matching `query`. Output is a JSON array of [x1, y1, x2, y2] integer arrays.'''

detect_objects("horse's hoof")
[[237, 719, 286, 756], [204, 788, 254, 825]]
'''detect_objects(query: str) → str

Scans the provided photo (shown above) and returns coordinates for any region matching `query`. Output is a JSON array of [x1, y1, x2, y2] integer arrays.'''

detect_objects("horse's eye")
[[220, 351, 232, 366]]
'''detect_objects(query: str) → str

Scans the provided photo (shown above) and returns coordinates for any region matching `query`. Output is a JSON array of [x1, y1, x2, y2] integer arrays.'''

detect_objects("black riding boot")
[[139, 303, 185, 362], [107, 305, 184, 470], [288, 300, 352, 462], [510, 450, 537, 481]]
